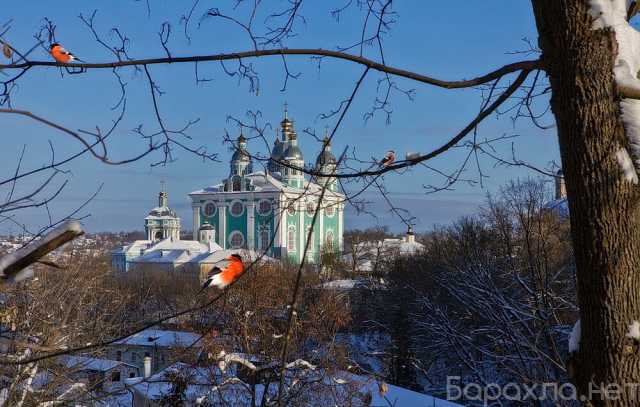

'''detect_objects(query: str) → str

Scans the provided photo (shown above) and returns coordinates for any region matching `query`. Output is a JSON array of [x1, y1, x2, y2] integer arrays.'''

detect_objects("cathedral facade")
[[189, 109, 344, 264]]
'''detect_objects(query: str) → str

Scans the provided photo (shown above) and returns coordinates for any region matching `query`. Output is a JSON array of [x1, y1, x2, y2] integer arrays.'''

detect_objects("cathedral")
[[112, 107, 344, 271], [189, 107, 345, 264]]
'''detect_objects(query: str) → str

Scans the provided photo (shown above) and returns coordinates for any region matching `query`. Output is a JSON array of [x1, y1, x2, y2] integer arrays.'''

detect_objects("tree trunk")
[[531, 1, 640, 405]]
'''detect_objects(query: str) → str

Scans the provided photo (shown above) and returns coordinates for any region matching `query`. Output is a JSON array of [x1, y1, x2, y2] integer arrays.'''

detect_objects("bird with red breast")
[[380, 150, 396, 167], [201, 254, 245, 290], [49, 43, 83, 63]]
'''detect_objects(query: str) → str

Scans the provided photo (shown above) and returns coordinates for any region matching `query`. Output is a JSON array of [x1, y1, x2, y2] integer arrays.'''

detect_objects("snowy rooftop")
[[59, 355, 133, 372], [190, 170, 344, 198], [129, 362, 463, 406], [113, 329, 202, 348]]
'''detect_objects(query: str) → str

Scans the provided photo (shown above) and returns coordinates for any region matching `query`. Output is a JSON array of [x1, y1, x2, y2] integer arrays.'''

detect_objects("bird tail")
[[198, 266, 223, 295], [72, 55, 85, 63]]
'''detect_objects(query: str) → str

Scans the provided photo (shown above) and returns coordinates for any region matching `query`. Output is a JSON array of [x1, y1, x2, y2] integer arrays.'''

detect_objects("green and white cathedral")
[[189, 108, 345, 264]]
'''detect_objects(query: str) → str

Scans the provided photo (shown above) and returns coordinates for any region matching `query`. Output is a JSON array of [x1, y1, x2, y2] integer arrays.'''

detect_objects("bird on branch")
[[379, 150, 396, 167], [200, 253, 245, 292], [50, 43, 84, 63], [2, 42, 12, 59]]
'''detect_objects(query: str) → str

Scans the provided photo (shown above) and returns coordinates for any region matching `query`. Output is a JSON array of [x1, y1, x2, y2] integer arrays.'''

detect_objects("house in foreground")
[[58, 355, 139, 393], [128, 361, 463, 407], [105, 328, 203, 376]]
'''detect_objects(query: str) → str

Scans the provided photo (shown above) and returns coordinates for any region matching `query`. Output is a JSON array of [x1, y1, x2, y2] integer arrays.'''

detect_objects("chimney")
[[143, 356, 152, 378], [406, 226, 415, 244]]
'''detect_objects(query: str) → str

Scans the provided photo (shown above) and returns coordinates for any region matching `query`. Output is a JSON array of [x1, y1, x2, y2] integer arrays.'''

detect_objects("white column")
[[319, 202, 324, 252], [280, 195, 288, 258], [299, 201, 304, 260], [247, 199, 255, 250], [338, 203, 344, 251], [273, 195, 281, 250], [192, 206, 200, 241], [219, 202, 226, 249]]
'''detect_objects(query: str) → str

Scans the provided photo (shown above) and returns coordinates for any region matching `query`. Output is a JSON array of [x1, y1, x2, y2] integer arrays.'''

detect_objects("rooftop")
[[59, 355, 133, 372], [113, 329, 202, 348]]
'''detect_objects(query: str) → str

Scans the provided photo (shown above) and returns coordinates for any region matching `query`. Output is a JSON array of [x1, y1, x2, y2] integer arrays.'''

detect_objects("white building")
[[106, 328, 203, 375], [345, 227, 424, 273], [58, 355, 139, 393]]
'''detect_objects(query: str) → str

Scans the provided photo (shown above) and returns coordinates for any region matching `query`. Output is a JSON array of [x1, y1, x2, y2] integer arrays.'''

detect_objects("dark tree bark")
[[531, 1, 640, 405]]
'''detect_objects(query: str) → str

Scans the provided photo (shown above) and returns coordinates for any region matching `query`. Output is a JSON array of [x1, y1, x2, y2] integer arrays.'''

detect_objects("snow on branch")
[[0, 220, 83, 283], [217, 351, 257, 372], [285, 359, 316, 371]]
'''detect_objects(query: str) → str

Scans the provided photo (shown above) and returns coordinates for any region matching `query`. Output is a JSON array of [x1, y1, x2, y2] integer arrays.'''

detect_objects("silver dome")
[[283, 144, 303, 160], [231, 148, 251, 162], [271, 138, 284, 159], [199, 222, 214, 230], [316, 148, 337, 166]]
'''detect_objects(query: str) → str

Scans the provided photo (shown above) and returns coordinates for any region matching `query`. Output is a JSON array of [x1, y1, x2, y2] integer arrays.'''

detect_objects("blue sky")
[[1, 1, 558, 234]]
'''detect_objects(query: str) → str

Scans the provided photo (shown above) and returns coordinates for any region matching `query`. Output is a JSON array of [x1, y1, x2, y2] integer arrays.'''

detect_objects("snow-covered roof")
[[124, 237, 215, 264], [113, 329, 202, 348], [145, 206, 178, 220], [190, 170, 344, 198], [129, 362, 462, 407], [332, 371, 463, 407], [59, 355, 134, 372]]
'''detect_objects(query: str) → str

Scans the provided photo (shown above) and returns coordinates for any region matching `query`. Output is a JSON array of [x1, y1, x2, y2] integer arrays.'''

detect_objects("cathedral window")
[[325, 204, 335, 217], [306, 201, 315, 216], [203, 202, 216, 217], [232, 176, 242, 191], [230, 200, 245, 217], [287, 226, 296, 251], [259, 228, 270, 250], [287, 201, 296, 216], [258, 199, 272, 215], [326, 230, 334, 253], [229, 231, 245, 249]]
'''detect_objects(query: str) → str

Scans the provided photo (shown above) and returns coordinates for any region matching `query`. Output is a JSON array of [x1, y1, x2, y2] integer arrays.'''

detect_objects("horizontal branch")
[[0, 220, 83, 282], [619, 84, 640, 99], [0, 48, 542, 89], [270, 68, 533, 179]]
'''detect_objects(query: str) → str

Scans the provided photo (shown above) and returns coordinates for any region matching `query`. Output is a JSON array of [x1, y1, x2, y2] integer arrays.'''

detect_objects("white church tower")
[[144, 183, 181, 242]]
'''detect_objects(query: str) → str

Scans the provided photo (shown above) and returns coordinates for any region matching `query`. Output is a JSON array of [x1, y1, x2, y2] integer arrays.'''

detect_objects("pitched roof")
[[113, 329, 202, 348], [59, 355, 134, 372]]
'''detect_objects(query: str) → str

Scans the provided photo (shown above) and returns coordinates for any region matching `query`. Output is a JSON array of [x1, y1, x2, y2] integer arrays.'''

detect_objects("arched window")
[[260, 228, 270, 251], [306, 226, 314, 254], [306, 201, 315, 216], [232, 176, 242, 191], [229, 231, 245, 249], [258, 199, 272, 215], [326, 230, 334, 253], [287, 226, 296, 252], [203, 202, 216, 217], [230, 200, 245, 217], [287, 201, 296, 216], [325, 204, 335, 217]]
